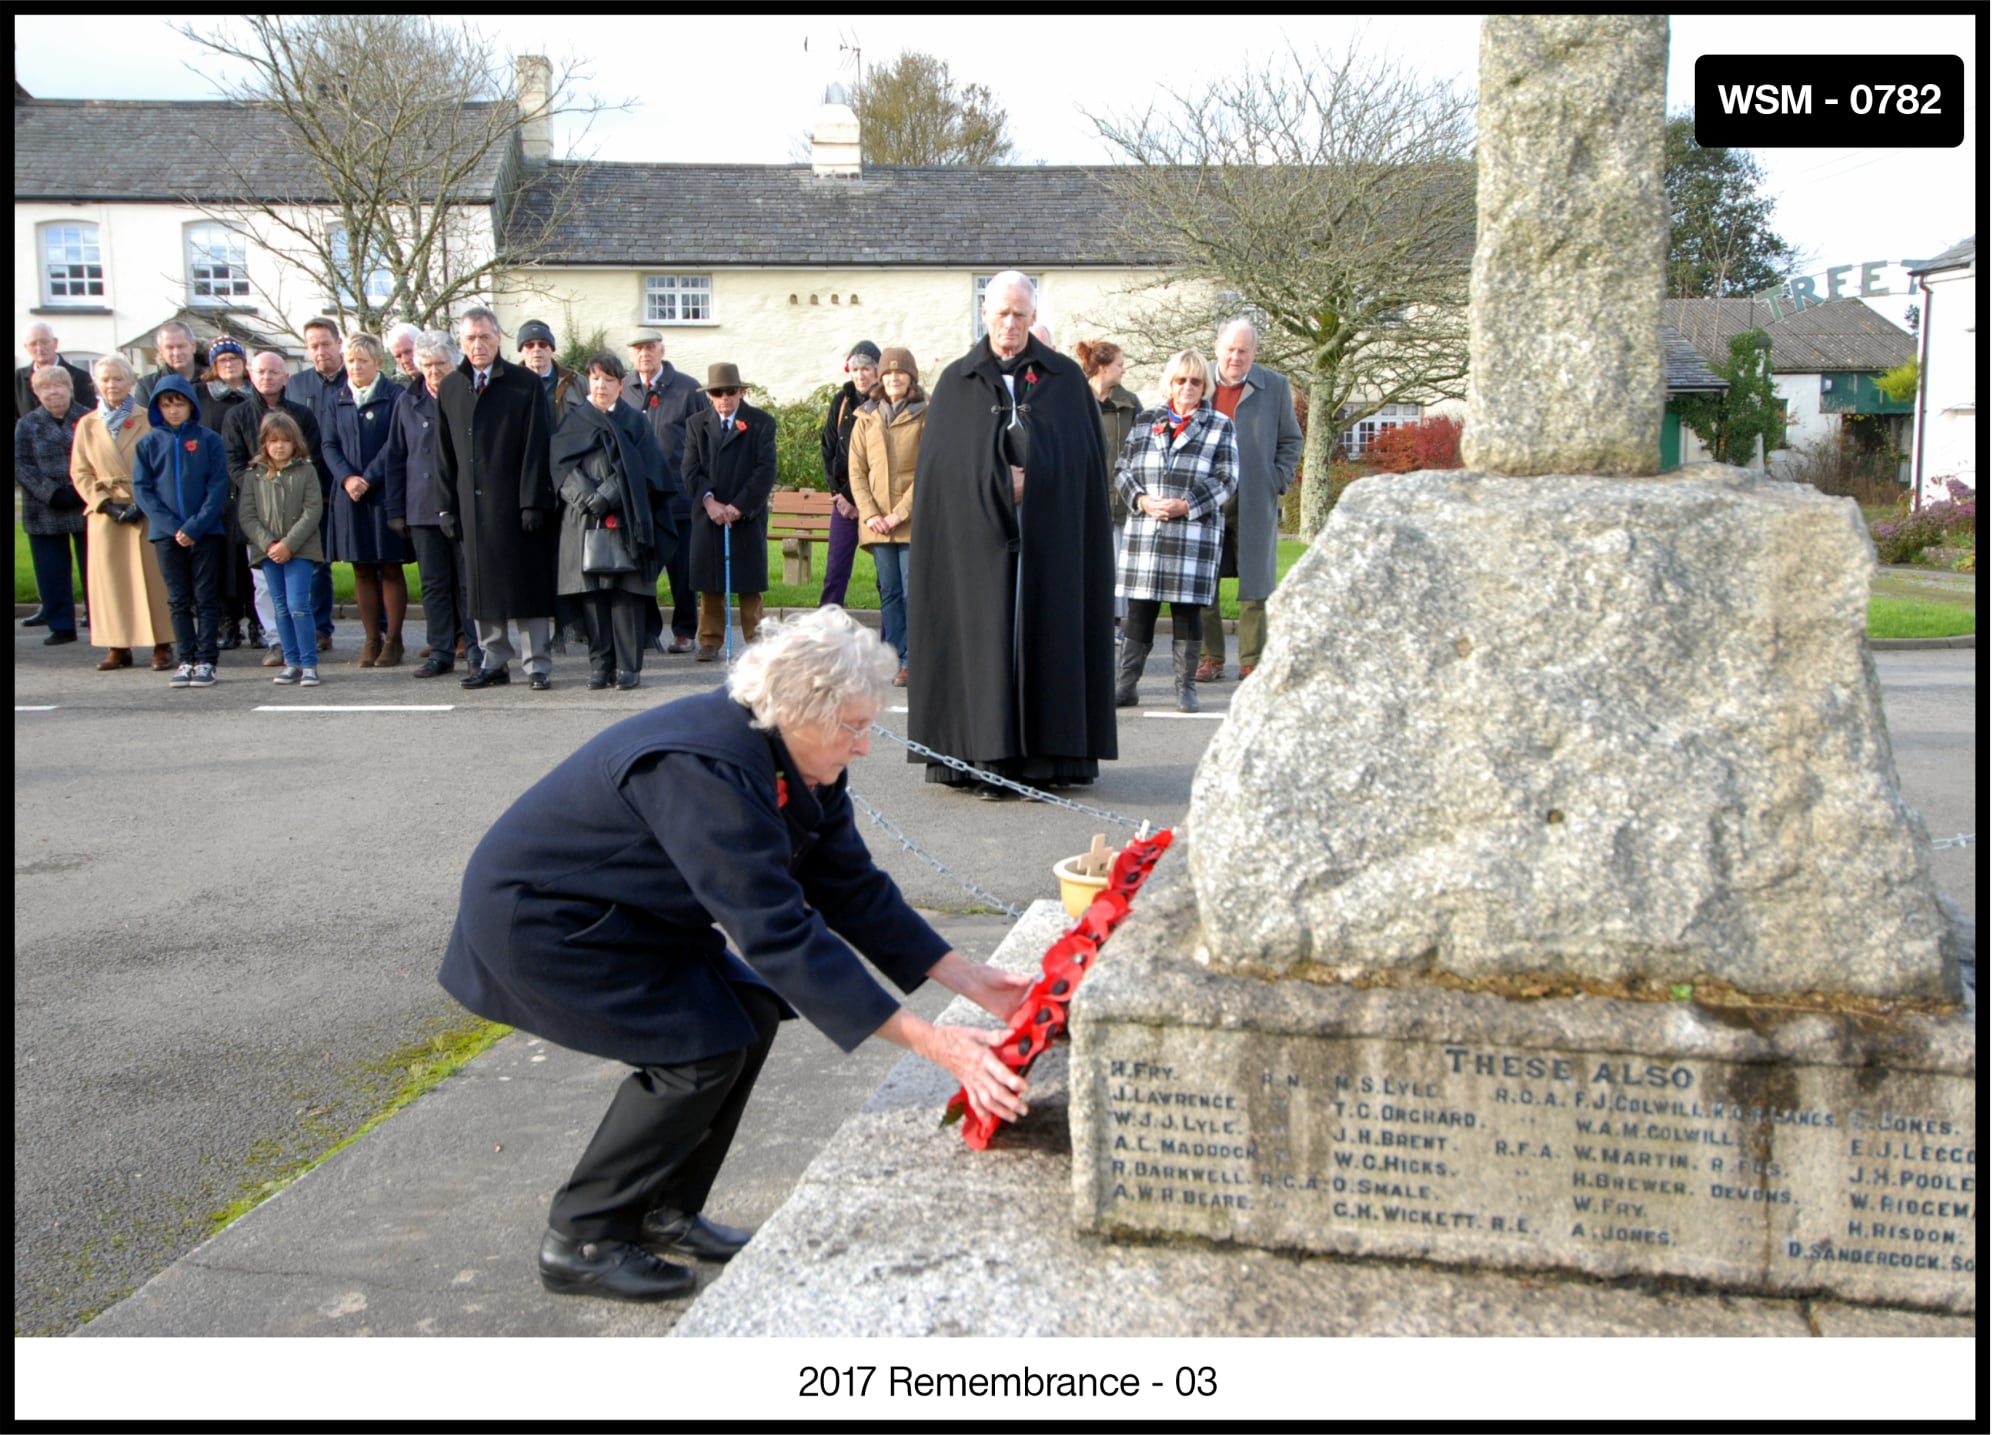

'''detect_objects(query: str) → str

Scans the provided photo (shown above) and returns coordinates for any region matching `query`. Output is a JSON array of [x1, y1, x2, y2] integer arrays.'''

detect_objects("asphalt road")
[[11, 621, 1977, 1335]]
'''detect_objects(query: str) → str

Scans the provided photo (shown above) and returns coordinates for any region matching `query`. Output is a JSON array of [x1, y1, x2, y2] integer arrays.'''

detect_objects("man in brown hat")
[[680, 364, 776, 659]]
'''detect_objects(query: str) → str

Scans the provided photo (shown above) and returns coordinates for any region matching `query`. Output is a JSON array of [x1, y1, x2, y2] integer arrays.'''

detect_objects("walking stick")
[[722, 519, 733, 663]]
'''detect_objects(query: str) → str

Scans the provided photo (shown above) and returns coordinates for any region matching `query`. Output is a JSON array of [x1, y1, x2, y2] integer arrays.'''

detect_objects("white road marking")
[[15, 705, 57, 711], [254, 705, 456, 712], [1143, 711, 1226, 720]]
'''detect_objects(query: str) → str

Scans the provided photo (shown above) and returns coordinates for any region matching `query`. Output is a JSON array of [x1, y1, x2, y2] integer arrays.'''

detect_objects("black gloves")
[[438, 512, 461, 541], [521, 508, 545, 534], [386, 517, 408, 537], [47, 485, 86, 512], [112, 502, 145, 525], [584, 492, 612, 519]]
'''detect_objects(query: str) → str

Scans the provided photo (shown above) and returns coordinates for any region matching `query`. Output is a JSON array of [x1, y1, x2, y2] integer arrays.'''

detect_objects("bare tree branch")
[[1086, 42, 1475, 536], [170, 16, 630, 336]]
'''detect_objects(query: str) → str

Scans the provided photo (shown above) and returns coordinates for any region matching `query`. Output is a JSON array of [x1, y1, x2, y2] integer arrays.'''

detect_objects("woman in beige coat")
[[847, 346, 925, 684], [70, 356, 174, 670]]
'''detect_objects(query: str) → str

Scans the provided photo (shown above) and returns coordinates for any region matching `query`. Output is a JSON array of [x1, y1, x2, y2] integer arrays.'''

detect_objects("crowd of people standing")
[[17, 286, 1298, 743]]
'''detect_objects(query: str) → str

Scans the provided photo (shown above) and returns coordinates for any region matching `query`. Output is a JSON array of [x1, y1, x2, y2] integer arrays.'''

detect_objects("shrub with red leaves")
[[1362, 414, 1464, 472]]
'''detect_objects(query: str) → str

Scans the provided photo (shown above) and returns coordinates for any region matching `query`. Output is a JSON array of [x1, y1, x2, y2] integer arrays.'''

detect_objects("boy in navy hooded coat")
[[131, 373, 231, 686]]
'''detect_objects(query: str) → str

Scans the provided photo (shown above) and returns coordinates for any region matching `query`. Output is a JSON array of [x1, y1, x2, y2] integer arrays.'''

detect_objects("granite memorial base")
[[1072, 864, 1977, 1315]]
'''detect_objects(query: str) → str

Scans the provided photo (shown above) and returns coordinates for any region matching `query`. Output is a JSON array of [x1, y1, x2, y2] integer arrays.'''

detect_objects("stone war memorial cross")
[[1070, 15, 1974, 1314]]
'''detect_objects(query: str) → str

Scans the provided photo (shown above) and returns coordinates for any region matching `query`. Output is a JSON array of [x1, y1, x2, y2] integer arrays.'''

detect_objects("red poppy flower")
[[776, 774, 790, 809], [122, 418, 135, 430], [735, 419, 747, 432], [183, 439, 199, 452], [647, 394, 660, 408], [1151, 423, 1166, 435], [1024, 369, 1038, 384], [603, 514, 619, 529]]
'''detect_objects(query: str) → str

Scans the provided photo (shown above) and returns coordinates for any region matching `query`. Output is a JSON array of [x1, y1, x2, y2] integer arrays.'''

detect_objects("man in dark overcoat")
[[15, 320, 97, 425], [905, 270, 1118, 795], [434, 306, 559, 691], [621, 329, 704, 652], [681, 363, 776, 660]]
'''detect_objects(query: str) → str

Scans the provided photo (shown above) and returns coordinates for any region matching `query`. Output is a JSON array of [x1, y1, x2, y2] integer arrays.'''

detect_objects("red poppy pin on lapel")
[[648, 394, 660, 408], [735, 419, 748, 432], [776, 774, 790, 809], [122, 418, 135, 430], [1024, 369, 1038, 385], [183, 439, 198, 452]]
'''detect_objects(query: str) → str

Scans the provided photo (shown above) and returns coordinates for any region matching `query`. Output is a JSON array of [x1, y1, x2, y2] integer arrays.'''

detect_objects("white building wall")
[[19, 199, 499, 369], [493, 266, 1170, 403], [1911, 264, 1977, 504]]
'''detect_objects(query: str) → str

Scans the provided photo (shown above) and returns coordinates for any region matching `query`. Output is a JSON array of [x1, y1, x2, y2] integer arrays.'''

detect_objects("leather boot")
[[96, 647, 133, 671], [375, 636, 405, 669], [151, 643, 176, 670], [1171, 639, 1201, 713], [1114, 634, 1151, 707], [356, 632, 383, 668], [219, 620, 244, 651]]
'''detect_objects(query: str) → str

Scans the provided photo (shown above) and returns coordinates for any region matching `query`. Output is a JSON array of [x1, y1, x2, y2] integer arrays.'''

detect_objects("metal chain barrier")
[[1932, 833, 1977, 850], [846, 786, 1025, 918], [869, 724, 1154, 831]]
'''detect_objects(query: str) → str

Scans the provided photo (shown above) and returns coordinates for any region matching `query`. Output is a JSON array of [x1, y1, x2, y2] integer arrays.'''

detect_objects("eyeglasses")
[[1170, 376, 1206, 387], [521, 340, 553, 351], [709, 387, 742, 397], [833, 717, 873, 746]]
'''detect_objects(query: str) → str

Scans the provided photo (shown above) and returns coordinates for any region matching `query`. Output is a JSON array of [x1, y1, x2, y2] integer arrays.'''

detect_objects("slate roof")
[[503, 161, 1174, 268], [1661, 297, 1915, 374], [1662, 328, 1726, 391], [1904, 236, 1976, 275], [13, 98, 508, 204]]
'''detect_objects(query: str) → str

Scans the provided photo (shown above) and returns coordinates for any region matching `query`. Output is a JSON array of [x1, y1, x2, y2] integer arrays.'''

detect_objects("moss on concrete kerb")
[[203, 1017, 511, 1238]]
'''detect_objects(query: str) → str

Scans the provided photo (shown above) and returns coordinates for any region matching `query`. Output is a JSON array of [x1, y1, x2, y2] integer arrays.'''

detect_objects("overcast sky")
[[14, 12, 1980, 286]]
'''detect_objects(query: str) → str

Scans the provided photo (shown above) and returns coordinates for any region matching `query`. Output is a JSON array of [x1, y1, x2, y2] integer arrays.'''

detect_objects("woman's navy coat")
[[323, 380, 414, 563], [438, 687, 948, 1067]]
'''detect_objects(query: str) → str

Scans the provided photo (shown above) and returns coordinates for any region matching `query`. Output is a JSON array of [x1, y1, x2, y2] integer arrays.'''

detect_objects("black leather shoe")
[[460, 665, 510, 690], [22, 610, 48, 627], [413, 658, 453, 678], [43, 629, 78, 646], [219, 624, 244, 650], [974, 782, 1018, 802], [529, 672, 552, 691], [639, 1209, 755, 1263], [617, 671, 641, 691], [586, 671, 612, 690], [538, 1231, 695, 1301]]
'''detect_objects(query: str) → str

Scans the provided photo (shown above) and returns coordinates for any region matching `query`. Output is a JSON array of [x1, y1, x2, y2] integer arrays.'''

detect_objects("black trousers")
[[548, 987, 784, 1244], [153, 534, 226, 665], [1124, 598, 1202, 644], [579, 589, 646, 679], [652, 496, 696, 641]]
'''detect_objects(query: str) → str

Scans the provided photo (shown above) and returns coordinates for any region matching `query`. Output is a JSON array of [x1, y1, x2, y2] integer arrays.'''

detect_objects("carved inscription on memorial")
[[1082, 1029, 1975, 1311]]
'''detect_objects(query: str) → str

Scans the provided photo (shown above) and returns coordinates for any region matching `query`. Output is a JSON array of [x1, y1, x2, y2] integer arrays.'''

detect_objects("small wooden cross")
[[1073, 833, 1116, 878]]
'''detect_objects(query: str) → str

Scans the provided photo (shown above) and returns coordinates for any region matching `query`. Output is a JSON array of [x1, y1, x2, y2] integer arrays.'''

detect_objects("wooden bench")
[[767, 489, 836, 586]]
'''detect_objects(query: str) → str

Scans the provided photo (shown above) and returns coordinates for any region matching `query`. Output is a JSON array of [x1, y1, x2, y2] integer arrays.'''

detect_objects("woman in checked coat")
[[1112, 349, 1238, 713]]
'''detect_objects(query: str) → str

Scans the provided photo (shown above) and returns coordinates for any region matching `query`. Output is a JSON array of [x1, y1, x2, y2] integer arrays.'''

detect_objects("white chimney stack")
[[517, 55, 553, 167], [810, 86, 860, 179]]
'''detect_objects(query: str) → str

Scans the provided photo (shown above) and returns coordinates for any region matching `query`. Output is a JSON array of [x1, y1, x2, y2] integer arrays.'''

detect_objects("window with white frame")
[[328, 225, 394, 309], [187, 223, 252, 306], [645, 275, 712, 324], [1338, 402, 1422, 458], [41, 222, 106, 306], [974, 273, 1041, 339]]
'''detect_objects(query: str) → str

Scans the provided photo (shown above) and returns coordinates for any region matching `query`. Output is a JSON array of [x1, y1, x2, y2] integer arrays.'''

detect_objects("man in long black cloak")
[[905, 271, 1118, 796]]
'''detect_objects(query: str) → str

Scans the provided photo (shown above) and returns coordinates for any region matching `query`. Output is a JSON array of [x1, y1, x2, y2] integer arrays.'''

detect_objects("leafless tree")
[[1090, 43, 1476, 536], [172, 16, 626, 336]]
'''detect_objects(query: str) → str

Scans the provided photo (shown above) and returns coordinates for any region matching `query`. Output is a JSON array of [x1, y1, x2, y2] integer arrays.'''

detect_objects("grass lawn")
[[14, 528, 1970, 636]]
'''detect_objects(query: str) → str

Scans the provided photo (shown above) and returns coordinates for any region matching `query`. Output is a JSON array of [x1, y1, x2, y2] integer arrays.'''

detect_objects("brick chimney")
[[516, 55, 552, 167], [810, 85, 860, 179]]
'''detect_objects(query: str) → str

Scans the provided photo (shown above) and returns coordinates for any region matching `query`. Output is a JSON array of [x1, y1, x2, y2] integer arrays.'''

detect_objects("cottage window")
[[645, 275, 713, 324], [328, 226, 394, 310], [1338, 402, 1423, 459], [187, 223, 252, 306], [973, 273, 1041, 340], [41, 223, 106, 306]]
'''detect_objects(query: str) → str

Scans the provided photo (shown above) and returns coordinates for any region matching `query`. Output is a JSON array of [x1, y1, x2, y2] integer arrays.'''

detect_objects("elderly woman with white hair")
[[439, 606, 1032, 1303]]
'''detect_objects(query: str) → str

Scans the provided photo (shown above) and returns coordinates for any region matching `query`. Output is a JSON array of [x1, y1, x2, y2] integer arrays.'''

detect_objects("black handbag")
[[582, 516, 637, 574]]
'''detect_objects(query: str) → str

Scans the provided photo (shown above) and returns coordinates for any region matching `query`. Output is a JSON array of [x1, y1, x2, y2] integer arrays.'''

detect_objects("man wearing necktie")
[[681, 363, 776, 660], [434, 307, 560, 691]]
